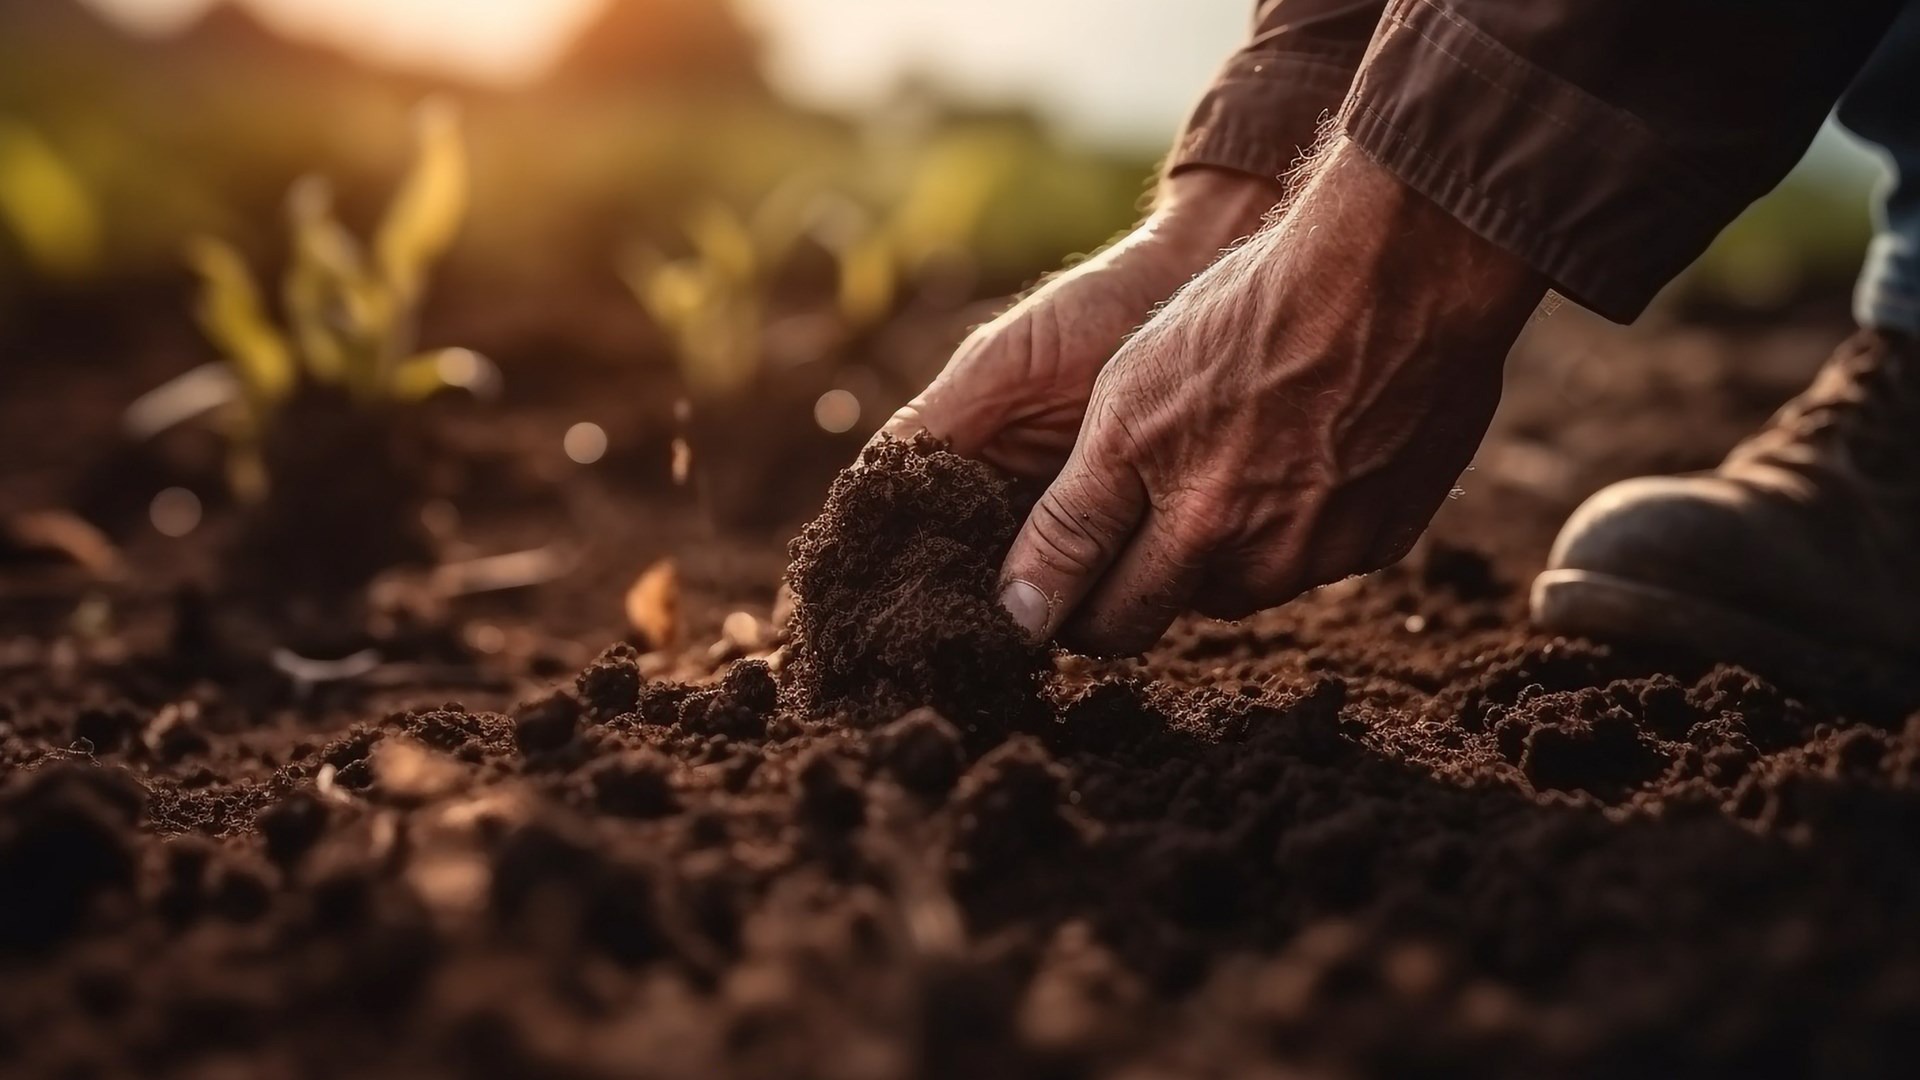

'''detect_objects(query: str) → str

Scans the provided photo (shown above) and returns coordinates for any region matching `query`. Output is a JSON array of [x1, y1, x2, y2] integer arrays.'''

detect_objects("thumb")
[[997, 442, 1145, 643]]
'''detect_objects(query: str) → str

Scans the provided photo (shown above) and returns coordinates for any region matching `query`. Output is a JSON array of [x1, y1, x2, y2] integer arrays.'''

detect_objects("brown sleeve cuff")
[[1335, 0, 1746, 323], [1167, 49, 1365, 184]]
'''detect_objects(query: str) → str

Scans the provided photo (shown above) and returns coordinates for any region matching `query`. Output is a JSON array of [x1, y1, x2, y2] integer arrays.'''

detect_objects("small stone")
[[513, 691, 581, 755], [871, 708, 965, 799], [258, 793, 329, 869]]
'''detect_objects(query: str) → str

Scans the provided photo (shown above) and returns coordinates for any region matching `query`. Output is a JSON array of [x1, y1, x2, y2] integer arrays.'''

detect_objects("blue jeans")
[[1839, 2, 1920, 337]]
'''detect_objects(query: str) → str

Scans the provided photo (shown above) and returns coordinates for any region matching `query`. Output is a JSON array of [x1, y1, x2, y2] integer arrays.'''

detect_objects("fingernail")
[[997, 579, 1050, 642]]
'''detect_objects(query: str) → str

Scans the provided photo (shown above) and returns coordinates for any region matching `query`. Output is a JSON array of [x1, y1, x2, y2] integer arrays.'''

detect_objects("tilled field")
[[2, 301, 1917, 1078]]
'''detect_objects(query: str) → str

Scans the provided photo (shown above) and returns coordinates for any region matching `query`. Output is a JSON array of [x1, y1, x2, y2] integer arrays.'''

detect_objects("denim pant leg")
[[1837, 1, 1920, 337]]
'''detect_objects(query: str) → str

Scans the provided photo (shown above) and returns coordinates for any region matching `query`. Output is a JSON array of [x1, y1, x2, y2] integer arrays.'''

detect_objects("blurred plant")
[[882, 127, 1021, 278], [0, 117, 101, 278], [622, 187, 887, 403], [177, 98, 490, 499], [120, 99, 517, 656], [622, 144, 1015, 405]]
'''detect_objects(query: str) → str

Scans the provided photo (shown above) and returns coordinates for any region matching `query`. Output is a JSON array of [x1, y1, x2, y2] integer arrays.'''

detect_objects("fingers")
[[1058, 510, 1205, 655], [997, 445, 1146, 642], [871, 400, 933, 448]]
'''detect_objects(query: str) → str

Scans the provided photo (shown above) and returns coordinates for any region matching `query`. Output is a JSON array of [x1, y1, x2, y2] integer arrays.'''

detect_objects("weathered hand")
[[876, 168, 1284, 480], [996, 139, 1547, 653]]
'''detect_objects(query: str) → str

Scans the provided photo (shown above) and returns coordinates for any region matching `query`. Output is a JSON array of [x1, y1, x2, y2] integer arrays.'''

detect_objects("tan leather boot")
[[1531, 330, 1920, 671]]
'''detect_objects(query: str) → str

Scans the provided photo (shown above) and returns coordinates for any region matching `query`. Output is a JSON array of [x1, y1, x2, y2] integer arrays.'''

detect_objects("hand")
[[996, 138, 1547, 654], [875, 168, 1285, 480]]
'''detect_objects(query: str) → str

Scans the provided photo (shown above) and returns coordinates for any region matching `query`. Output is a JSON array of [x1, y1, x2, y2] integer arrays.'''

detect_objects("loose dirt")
[[2, 305, 1918, 1078]]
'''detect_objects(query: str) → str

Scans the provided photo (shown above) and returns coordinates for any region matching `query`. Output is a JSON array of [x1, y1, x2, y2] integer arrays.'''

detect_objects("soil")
[[2, 296, 1919, 1078]]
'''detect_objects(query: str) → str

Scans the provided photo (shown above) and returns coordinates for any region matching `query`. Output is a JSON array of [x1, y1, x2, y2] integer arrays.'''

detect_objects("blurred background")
[[0, 0, 1893, 536], [0, 0, 1897, 664], [1, 0, 1886, 314]]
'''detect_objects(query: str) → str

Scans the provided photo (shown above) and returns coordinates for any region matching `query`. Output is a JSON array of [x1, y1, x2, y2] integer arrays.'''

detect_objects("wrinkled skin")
[[877, 167, 1286, 481], [889, 139, 1547, 654]]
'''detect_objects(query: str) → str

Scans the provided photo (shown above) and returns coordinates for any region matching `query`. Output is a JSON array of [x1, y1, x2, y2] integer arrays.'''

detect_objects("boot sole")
[[1530, 569, 1890, 685]]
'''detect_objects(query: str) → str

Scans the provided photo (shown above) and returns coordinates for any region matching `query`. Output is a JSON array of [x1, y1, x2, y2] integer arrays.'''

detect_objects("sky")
[[82, 0, 1254, 149]]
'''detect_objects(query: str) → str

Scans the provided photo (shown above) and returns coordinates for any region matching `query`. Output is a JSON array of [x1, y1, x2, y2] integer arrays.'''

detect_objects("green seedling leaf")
[[686, 202, 757, 284], [748, 177, 829, 268], [835, 231, 897, 329], [376, 98, 468, 308], [185, 236, 295, 409], [284, 176, 363, 384], [622, 244, 759, 401], [0, 118, 101, 278], [888, 131, 1019, 268], [624, 247, 714, 330], [678, 300, 761, 401]]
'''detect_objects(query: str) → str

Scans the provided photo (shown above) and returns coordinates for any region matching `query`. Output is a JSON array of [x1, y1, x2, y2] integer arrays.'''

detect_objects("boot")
[[1531, 329, 1920, 671]]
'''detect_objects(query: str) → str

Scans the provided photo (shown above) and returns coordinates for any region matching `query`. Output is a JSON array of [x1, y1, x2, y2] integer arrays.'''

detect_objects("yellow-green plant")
[[622, 186, 896, 403], [0, 117, 101, 278], [186, 99, 481, 497], [623, 138, 1018, 405]]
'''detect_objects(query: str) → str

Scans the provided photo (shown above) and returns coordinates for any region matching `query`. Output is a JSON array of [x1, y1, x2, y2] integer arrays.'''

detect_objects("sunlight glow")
[[86, 0, 605, 83], [86, 0, 1253, 144]]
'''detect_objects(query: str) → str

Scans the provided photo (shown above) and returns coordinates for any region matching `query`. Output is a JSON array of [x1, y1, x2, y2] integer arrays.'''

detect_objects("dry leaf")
[[626, 558, 681, 651], [3, 510, 123, 579]]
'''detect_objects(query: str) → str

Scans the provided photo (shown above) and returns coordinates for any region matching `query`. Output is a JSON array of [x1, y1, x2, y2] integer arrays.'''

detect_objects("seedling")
[[138, 101, 519, 655], [0, 118, 100, 279], [622, 186, 898, 404], [623, 137, 1014, 407], [184, 98, 487, 499]]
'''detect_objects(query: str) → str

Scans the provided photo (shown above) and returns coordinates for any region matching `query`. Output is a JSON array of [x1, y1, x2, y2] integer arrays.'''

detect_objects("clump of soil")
[[781, 434, 1046, 738]]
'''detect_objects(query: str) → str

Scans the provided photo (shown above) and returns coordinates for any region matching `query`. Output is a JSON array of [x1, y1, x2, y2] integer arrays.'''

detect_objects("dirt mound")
[[781, 435, 1046, 739]]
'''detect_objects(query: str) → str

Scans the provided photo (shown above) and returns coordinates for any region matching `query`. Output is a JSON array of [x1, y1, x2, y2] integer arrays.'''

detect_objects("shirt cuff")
[[1168, 49, 1365, 184], [1336, 0, 1746, 323]]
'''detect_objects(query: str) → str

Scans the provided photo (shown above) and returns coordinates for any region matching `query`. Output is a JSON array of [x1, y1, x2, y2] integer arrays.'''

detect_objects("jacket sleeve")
[[1167, 1, 1387, 183], [1334, 0, 1905, 321]]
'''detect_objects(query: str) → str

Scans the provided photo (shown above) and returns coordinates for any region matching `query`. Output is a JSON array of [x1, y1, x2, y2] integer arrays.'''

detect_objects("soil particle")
[[582, 748, 679, 819], [678, 659, 776, 740], [781, 435, 1046, 738], [0, 764, 143, 954], [870, 706, 966, 799], [257, 792, 329, 869], [71, 704, 142, 754], [950, 735, 1086, 881], [1511, 687, 1671, 799], [511, 690, 581, 755], [575, 643, 643, 721], [793, 748, 865, 834]]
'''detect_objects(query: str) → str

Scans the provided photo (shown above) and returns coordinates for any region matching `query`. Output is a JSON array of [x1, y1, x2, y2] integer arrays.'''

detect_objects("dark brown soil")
[[782, 434, 1046, 740], [3, 300, 1919, 1078]]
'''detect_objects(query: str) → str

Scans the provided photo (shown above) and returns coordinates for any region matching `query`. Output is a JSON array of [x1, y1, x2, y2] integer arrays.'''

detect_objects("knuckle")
[[1166, 492, 1237, 553]]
